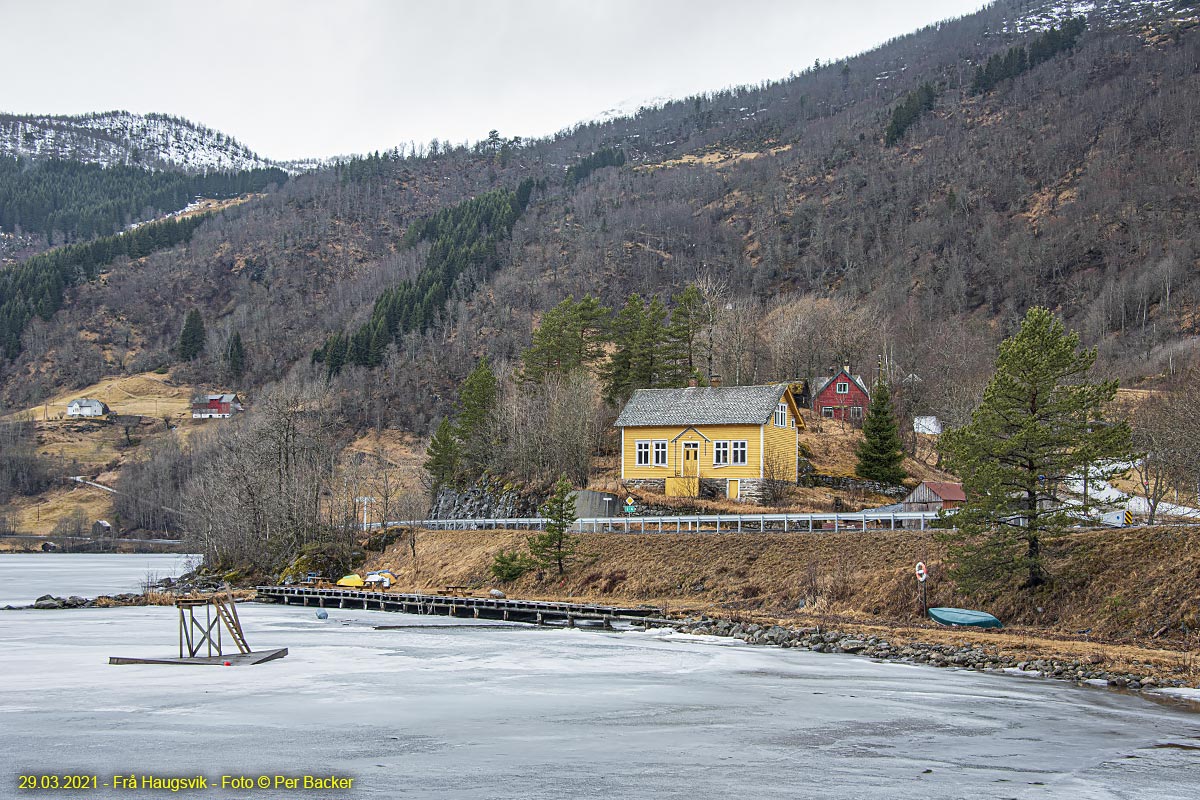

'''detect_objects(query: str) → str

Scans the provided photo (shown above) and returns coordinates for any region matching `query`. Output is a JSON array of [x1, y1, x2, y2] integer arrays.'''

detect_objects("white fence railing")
[[371, 510, 949, 533]]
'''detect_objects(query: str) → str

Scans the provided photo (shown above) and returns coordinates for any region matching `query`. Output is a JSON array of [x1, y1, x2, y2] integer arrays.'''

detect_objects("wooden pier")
[[256, 585, 660, 626]]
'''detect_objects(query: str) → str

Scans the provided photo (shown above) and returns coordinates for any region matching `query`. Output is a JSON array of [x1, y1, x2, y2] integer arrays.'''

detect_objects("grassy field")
[[8, 371, 193, 422], [2, 371, 204, 536]]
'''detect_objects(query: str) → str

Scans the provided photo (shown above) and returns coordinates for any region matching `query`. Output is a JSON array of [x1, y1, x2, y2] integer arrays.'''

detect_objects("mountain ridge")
[[0, 110, 292, 174], [3, 0, 1200, 415]]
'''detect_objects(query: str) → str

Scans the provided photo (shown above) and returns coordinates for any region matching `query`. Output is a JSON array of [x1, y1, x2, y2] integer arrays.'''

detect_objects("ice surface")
[[0, 553, 199, 607], [1, 555, 1198, 799]]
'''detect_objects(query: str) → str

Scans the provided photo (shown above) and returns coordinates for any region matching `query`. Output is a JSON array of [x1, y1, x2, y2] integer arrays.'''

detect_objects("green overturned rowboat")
[[928, 607, 1003, 629]]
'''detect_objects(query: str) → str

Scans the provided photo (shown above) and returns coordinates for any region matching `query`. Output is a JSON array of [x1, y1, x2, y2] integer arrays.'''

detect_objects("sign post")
[[623, 496, 637, 514], [915, 561, 928, 616]]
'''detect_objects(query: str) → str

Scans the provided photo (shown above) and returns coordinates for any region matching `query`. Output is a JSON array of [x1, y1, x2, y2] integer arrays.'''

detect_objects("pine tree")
[[226, 332, 246, 381], [177, 308, 206, 361], [423, 418, 461, 496], [855, 380, 906, 485], [940, 307, 1131, 591], [527, 475, 579, 577], [521, 296, 610, 382]]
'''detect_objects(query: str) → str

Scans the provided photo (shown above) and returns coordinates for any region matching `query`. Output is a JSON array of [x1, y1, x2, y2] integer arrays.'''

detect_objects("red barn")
[[813, 367, 871, 422], [902, 481, 966, 512]]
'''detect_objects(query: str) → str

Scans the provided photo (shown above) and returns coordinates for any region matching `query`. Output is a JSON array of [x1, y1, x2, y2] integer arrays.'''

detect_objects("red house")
[[191, 392, 244, 419], [813, 367, 870, 422]]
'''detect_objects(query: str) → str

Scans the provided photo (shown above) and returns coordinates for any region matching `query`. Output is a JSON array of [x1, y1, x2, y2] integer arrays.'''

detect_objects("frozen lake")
[[1, 555, 1198, 799], [0, 552, 199, 607]]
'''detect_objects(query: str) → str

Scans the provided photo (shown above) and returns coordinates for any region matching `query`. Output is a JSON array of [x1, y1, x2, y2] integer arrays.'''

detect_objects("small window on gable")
[[774, 402, 787, 427], [836, 381, 850, 394]]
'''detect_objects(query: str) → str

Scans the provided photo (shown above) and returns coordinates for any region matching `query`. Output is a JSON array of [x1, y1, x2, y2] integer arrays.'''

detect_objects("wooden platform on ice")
[[108, 647, 288, 666]]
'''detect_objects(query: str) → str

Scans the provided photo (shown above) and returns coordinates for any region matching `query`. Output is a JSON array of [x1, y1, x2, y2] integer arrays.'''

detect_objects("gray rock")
[[838, 639, 868, 654]]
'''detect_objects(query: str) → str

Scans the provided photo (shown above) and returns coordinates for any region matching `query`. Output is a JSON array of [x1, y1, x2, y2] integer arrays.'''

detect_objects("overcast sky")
[[2, 1, 988, 161]]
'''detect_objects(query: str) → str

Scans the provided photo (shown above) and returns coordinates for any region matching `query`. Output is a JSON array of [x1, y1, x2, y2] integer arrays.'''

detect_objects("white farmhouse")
[[66, 398, 109, 418]]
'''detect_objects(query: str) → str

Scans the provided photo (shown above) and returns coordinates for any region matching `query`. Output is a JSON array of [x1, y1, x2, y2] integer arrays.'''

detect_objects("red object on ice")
[[223, 661, 232, 666]]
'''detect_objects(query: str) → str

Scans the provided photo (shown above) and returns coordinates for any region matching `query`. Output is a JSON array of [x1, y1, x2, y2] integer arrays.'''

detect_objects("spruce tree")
[[226, 332, 246, 381], [855, 380, 906, 485], [456, 357, 498, 478], [527, 475, 579, 577], [602, 294, 647, 403], [177, 308, 206, 361], [940, 307, 1131, 591], [664, 285, 705, 383], [423, 418, 461, 496], [630, 296, 668, 388]]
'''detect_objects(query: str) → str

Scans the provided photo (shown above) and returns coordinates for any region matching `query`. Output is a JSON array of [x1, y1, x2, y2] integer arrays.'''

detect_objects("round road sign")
[[915, 561, 928, 582]]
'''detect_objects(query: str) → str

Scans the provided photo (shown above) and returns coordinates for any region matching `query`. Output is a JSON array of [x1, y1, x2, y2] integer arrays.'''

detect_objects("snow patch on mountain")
[[0, 111, 288, 173], [998, 0, 1195, 35]]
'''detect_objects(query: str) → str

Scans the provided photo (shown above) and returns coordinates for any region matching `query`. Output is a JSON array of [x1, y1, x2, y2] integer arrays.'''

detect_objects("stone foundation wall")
[[622, 478, 666, 494]]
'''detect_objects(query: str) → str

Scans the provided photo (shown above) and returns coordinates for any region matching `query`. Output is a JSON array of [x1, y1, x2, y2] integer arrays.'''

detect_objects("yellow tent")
[[336, 574, 365, 587]]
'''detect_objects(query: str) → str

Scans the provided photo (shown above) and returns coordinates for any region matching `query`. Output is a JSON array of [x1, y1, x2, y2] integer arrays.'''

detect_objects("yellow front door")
[[682, 443, 699, 477], [727, 479, 740, 500]]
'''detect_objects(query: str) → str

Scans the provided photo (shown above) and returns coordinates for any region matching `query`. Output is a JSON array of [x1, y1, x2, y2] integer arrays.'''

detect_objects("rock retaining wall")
[[429, 481, 541, 519]]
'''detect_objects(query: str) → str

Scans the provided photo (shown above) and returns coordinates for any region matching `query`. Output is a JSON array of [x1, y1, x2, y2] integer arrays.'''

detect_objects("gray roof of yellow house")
[[615, 383, 791, 428]]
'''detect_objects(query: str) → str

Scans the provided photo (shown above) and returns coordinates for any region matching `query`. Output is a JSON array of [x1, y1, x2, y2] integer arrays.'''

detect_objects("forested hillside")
[[3, 0, 1200, 536], [0, 158, 287, 243]]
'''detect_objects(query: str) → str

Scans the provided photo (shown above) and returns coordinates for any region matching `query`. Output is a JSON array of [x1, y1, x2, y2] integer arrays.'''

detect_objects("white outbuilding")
[[913, 416, 942, 435]]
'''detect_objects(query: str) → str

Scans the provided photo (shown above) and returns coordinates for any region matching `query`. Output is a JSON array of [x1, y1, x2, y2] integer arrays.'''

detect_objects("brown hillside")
[[367, 526, 1200, 649]]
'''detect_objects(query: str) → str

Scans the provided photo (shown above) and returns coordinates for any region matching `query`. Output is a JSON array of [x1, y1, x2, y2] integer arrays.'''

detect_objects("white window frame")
[[836, 381, 850, 394], [822, 407, 834, 418], [714, 440, 748, 466], [652, 440, 668, 467], [850, 406, 863, 420], [635, 441, 651, 466], [774, 403, 787, 427]]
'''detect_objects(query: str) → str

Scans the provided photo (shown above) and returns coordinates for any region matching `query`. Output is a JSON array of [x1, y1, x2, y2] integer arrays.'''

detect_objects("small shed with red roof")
[[902, 481, 966, 512]]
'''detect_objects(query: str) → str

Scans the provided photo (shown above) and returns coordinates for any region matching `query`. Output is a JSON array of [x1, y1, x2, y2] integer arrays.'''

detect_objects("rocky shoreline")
[[3, 592, 149, 610], [658, 617, 1198, 693], [2, 576, 238, 611]]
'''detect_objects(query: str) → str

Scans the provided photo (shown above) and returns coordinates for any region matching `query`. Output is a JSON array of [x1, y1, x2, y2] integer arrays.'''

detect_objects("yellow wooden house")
[[615, 382, 805, 503]]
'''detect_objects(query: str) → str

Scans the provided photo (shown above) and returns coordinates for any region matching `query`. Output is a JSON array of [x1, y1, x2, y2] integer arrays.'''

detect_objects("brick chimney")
[[709, 374, 722, 388]]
